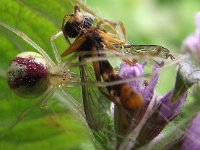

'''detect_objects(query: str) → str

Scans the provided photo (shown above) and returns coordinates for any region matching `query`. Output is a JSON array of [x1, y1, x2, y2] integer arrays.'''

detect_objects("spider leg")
[[0, 21, 55, 66], [0, 86, 55, 139], [59, 87, 85, 119], [118, 21, 126, 43], [39, 87, 56, 109], [50, 31, 63, 64]]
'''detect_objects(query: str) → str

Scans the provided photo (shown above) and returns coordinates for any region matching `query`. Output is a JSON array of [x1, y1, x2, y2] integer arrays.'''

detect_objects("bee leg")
[[97, 19, 117, 29], [101, 38, 136, 66], [152, 59, 165, 67], [71, 0, 116, 23], [71, 0, 97, 17], [61, 34, 87, 57], [118, 21, 126, 43], [97, 20, 126, 43], [166, 53, 175, 60], [71, 0, 121, 35], [97, 19, 119, 38], [92, 54, 101, 82], [50, 31, 63, 64], [98, 30, 125, 45]]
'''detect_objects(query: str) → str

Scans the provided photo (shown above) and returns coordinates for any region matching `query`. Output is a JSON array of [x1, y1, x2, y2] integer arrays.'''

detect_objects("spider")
[[0, 22, 86, 138]]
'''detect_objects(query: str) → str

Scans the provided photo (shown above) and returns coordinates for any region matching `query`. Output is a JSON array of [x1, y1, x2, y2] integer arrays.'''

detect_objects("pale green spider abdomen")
[[7, 52, 50, 99]]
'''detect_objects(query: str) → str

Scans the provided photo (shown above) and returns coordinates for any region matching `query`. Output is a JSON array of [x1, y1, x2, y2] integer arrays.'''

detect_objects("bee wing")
[[115, 44, 175, 63], [78, 57, 114, 132]]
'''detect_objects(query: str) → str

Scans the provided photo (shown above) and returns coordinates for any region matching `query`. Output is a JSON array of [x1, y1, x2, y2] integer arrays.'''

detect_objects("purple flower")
[[164, 112, 200, 150], [180, 112, 200, 150], [118, 62, 188, 149], [182, 12, 200, 62], [158, 89, 188, 121], [119, 63, 159, 107], [119, 63, 144, 92], [136, 89, 187, 146]]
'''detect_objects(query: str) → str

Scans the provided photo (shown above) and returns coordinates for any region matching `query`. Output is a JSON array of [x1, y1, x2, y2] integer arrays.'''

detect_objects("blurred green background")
[[0, 0, 199, 149]]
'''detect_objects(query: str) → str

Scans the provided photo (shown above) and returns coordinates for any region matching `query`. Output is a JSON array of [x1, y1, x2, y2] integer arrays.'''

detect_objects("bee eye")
[[7, 52, 50, 99], [64, 21, 81, 38]]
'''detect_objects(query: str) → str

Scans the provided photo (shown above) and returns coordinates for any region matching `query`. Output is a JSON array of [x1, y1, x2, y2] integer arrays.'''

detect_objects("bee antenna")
[[74, 5, 81, 13]]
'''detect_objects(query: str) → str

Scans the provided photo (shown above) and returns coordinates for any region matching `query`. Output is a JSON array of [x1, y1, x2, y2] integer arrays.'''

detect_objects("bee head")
[[63, 5, 94, 38]]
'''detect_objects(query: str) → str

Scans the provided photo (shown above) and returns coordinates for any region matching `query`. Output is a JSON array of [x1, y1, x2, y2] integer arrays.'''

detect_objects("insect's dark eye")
[[64, 21, 81, 38], [63, 14, 94, 38]]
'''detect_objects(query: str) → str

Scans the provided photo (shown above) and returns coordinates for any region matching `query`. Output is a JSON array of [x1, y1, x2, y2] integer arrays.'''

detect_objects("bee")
[[62, 27, 144, 108], [56, 3, 175, 140], [59, 4, 175, 110], [53, 4, 141, 137]]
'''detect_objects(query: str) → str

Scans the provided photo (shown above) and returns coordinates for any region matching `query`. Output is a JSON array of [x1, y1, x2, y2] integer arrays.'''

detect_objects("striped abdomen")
[[99, 60, 143, 110]]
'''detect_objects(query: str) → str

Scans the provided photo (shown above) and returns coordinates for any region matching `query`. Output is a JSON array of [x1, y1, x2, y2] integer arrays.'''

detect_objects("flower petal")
[[159, 89, 187, 120], [182, 12, 200, 62], [135, 90, 187, 147], [119, 63, 144, 92], [141, 66, 160, 106], [181, 112, 200, 150], [195, 12, 200, 29]]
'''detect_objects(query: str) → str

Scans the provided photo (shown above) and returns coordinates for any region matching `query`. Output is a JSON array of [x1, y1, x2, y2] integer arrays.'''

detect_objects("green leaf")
[[0, 0, 93, 149]]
